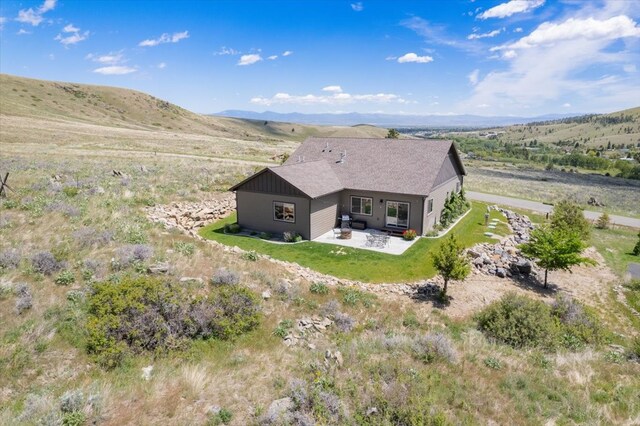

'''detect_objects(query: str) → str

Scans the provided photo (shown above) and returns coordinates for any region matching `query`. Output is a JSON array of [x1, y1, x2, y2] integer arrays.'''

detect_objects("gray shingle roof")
[[281, 137, 465, 197], [268, 160, 343, 199]]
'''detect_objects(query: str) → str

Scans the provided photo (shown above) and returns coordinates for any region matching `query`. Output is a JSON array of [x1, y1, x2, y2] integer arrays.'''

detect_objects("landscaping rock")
[[147, 262, 170, 274], [266, 397, 294, 420]]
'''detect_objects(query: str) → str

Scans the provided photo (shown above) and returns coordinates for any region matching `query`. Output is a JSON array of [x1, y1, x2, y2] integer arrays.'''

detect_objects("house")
[[229, 137, 467, 240]]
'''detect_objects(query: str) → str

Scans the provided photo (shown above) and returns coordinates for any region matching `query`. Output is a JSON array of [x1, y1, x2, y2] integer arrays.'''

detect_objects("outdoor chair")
[[332, 228, 341, 239]]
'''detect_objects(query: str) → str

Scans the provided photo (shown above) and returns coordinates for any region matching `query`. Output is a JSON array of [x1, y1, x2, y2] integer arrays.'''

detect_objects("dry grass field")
[[1, 74, 639, 425]]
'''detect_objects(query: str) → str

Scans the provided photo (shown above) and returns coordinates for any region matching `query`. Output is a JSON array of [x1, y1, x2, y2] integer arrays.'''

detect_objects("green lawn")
[[199, 202, 508, 283], [591, 226, 639, 277]]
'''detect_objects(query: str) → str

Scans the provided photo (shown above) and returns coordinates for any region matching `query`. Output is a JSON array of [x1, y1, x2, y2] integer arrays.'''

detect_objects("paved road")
[[467, 191, 640, 229]]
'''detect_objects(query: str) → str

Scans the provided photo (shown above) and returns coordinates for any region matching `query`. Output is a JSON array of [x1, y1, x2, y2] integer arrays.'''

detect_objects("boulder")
[[147, 262, 170, 274], [266, 397, 294, 420]]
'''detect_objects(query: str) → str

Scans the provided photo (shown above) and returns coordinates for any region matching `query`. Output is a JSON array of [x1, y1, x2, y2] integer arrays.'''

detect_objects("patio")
[[313, 228, 419, 255]]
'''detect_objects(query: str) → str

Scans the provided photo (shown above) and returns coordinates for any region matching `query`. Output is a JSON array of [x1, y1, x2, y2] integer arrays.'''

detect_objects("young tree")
[[386, 128, 400, 139], [595, 212, 610, 230], [550, 199, 591, 240], [519, 226, 595, 288], [633, 230, 640, 256], [431, 234, 470, 296]]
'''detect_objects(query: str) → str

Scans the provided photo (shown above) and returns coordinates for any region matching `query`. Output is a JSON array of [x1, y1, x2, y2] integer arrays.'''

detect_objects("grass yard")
[[590, 226, 639, 277], [200, 202, 508, 283]]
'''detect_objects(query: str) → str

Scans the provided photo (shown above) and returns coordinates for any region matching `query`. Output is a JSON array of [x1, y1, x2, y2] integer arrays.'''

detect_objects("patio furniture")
[[365, 232, 389, 248], [332, 228, 342, 239], [352, 220, 367, 230]]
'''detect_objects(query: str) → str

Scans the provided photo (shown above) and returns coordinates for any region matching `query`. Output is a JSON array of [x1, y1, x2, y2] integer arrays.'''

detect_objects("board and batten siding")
[[338, 190, 425, 234], [309, 192, 340, 240], [233, 169, 305, 197], [235, 191, 311, 239], [422, 176, 462, 232]]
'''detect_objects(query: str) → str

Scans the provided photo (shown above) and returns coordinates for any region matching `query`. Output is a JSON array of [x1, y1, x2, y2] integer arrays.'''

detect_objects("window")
[[427, 199, 434, 214], [273, 201, 295, 223], [350, 196, 373, 216]]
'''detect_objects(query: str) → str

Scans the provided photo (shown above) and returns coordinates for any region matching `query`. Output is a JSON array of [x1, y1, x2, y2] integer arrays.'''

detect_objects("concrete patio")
[[313, 228, 419, 255]]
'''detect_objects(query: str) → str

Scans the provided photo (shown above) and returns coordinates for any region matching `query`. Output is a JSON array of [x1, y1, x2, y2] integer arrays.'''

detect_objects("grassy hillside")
[[485, 106, 640, 149], [0, 74, 388, 149]]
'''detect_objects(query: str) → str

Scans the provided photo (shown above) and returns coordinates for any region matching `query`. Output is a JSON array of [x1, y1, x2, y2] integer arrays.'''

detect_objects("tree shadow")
[[410, 284, 452, 309], [506, 272, 560, 298]]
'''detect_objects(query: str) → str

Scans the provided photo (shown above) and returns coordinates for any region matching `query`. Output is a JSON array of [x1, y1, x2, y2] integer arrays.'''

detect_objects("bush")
[[333, 311, 356, 333], [484, 356, 503, 370], [241, 250, 259, 261], [273, 319, 294, 338], [0, 248, 21, 270], [62, 186, 79, 198], [402, 229, 417, 241], [114, 244, 153, 270], [55, 270, 76, 286], [59, 389, 84, 413], [72, 227, 114, 248], [174, 241, 195, 256], [223, 223, 241, 234], [14, 283, 33, 315], [259, 232, 272, 240], [283, 231, 303, 243], [310, 282, 329, 295], [31, 251, 65, 275], [595, 213, 610, 230], [551, 294, 606, 347], [411, 332, 457, 363], [475, 293, 558, 349], [211, 268, 240, 286], [87, 276, 261, 368]]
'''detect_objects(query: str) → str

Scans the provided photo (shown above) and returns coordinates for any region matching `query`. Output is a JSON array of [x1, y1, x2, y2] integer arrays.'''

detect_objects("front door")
[[386, 201, 410, 228]]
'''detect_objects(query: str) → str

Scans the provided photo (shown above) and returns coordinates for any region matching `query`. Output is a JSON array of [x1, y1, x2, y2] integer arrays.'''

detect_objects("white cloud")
[[237, 54, 262, 66], [322, 85, 343, 93], [139, 30, 189, 47], [0, 17, 6, 30], [250, 89, 408, 106], [17, 28, 31, 35], [16, 0, 56, 26], [478, 0, 545, 20], [86, 52, 124, 65], [214, 46, 240, 55], [468, 69, 480, 85], [562, 103, 571, 107], [282, 50, 293, 56], [55, 24, 88, 46], [477, 103, 490, 108], [462, 9, 640, 115], [514, 27, 523, 33], [63, 23, 79, 33], [624, 64, 637, 73], [467, 28, 503, 40], [158, 62, 167, 69], [93, 66, 137, 75], [268, 55, 278, 60], [493, 16, 640, 50], [351, 2, 363, 12], [397, 52, 433, 63]]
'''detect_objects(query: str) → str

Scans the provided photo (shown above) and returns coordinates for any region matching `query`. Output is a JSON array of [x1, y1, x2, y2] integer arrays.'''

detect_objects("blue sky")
[[1, 0, 639, 116]]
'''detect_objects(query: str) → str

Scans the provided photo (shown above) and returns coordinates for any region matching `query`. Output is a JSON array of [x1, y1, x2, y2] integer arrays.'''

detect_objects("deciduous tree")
[[431, 234, 470, 296]]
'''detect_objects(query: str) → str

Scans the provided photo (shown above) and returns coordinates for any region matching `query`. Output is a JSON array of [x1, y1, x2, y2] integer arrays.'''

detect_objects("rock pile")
[[145, 193, 235, 231], [467, 207, 537, 279], [283, 316, 333, 347]]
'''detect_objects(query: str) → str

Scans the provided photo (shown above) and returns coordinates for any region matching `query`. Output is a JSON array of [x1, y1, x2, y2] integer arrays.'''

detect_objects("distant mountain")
[[213, 110, 585, 128]]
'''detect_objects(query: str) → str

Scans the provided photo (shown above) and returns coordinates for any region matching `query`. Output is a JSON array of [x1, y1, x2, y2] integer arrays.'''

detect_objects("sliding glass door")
[[386, 201, 410, 228]]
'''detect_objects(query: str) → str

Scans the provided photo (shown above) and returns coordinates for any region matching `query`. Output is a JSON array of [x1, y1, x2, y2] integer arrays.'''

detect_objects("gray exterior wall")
[[309, 192, 341, 240], [423, 175, 463, 232], [236, 191, 311, 239], [338, 190, 425, 234], [233, 169, 305, 197]]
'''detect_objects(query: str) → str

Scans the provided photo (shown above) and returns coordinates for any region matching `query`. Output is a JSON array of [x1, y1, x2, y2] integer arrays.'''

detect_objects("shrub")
[[402, 311, 420, 328], [87, 276, 261, 368], [551, 294, 606, 347], [484, 356, 503, 370], [59, 389, 84, 413], [55, 270, 76, 286], [476, 293, 559, 349], [223, 223, 241, 234], [242, 250, 259, 261], [31, 251, 65, 275], [174, 241, 195, 256], [333, 311, 356, 333], [633, 231, 640, 256], [321, 300, 340, 317], [14, 284, 33, 315], [208, 408, 233, 425], [72, 227, 114, 248], [0, 248, 21, 270], [339, 287, 376, 308], [595, 213, 610, 230], [273, 319, 294, 338], [310, 282, 329, 295], [211, 268, 240, 286], [283, 231, 303, 243], [411, 332, 457, 363], [114, 244, 153, 269], [402, 229, 417, 241], [46, 201, 81, 217], [259, 232, 272, 240], [62, 186, 79, 198]]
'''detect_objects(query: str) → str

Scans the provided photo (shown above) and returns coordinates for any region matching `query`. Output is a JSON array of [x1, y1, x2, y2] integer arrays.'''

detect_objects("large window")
[[427, 199, 434, 214], [273, 201, 295, 223], [350, 196, 372, 216]]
